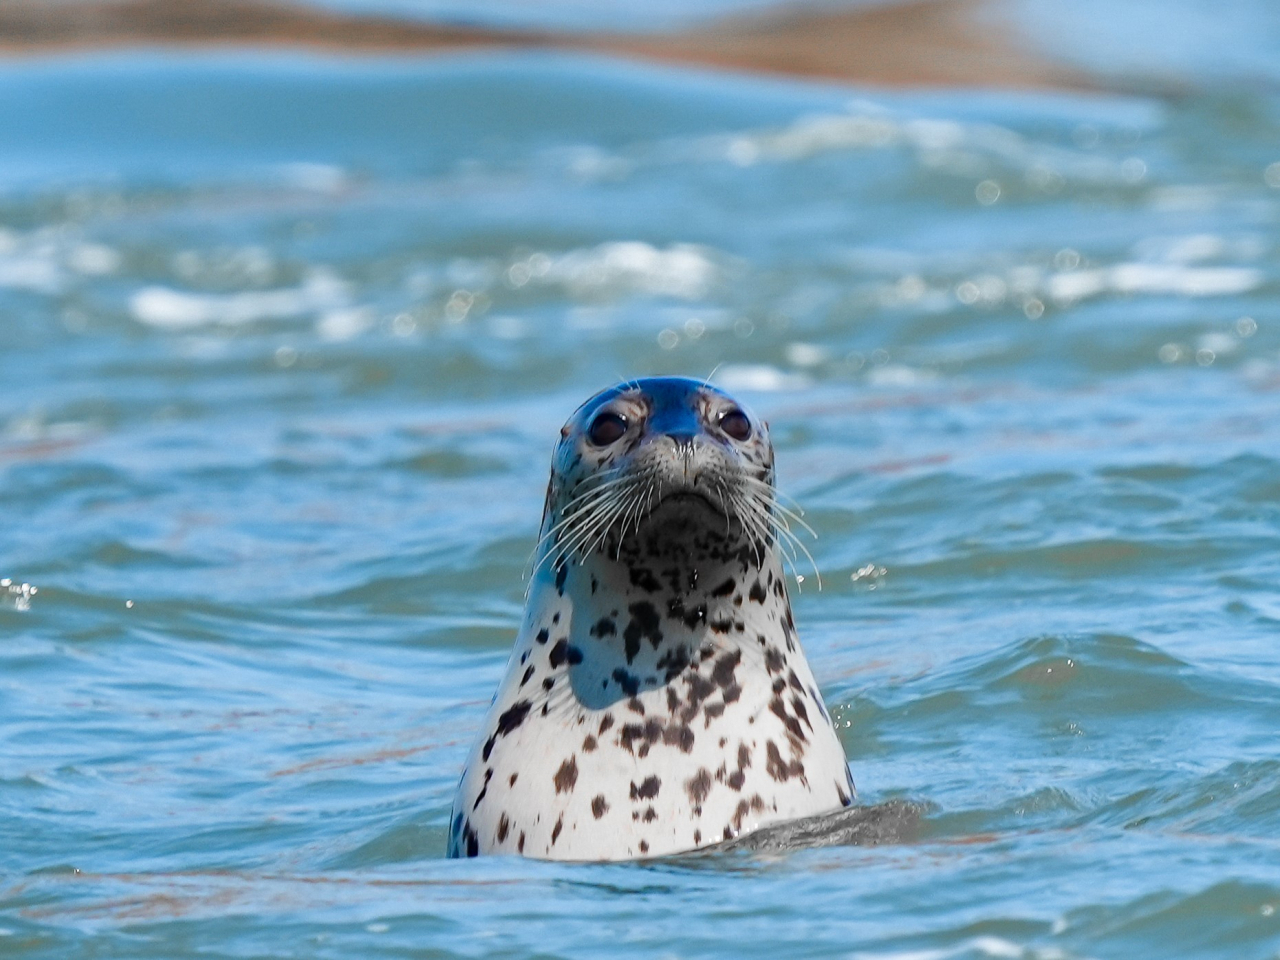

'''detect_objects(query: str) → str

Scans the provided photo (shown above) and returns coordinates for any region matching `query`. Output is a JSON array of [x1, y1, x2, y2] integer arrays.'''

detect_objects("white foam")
[[709, 105, 1133, 187], [715, 364, 809, 392], [66, 242, 122, 277], [866, 364, 938, 387], [544, 241, 721, 300], [0, 252, 61, 294], [130, 271, 350, 330], [316, 306, 375, 342], [1046, 264, 1262, 304], [280, 162, 348, 194]]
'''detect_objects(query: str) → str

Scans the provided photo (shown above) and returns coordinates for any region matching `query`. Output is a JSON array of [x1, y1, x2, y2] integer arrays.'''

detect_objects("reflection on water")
[[2, 22, 1280, 960]]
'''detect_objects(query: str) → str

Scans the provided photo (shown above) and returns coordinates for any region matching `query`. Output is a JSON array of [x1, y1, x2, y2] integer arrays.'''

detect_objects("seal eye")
[[719, 408, 752, 442], [587, 412, 628, 447]]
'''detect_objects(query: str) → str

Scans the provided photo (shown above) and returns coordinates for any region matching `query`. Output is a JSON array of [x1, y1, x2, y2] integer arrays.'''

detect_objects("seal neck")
[[533, 549, 797, 711]]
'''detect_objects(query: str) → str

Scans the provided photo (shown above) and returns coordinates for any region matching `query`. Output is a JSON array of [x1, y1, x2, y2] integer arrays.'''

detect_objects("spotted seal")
[[448, 376, 854, 860]]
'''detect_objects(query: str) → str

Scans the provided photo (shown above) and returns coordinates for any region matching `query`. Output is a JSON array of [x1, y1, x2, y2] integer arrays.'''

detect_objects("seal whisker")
[[739, 476, 818, 540], [582, 485, 640, 559], [556, 479, 644, 565], [528, 471, 636, 567]]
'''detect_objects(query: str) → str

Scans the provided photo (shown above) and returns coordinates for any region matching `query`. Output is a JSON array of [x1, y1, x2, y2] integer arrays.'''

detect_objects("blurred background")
[[2, 1, 1280, 957]]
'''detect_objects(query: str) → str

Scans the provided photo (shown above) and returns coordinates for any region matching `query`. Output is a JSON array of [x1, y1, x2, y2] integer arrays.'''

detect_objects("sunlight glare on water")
[[1, 14, 1280, 959]]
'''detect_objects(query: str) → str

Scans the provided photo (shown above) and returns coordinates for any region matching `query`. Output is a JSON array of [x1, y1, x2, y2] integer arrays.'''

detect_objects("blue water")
[[2, 32, 1280, 960]]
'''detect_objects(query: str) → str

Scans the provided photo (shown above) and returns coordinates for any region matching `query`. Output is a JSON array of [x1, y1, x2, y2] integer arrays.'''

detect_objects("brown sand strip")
[[0, 0, 1094, 91]]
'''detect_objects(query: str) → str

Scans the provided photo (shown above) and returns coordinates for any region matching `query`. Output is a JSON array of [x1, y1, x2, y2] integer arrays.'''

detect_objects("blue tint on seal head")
[[576, 376, 738, 444]]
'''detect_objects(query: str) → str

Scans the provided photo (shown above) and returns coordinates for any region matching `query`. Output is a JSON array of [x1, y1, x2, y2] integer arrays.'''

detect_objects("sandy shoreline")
[[0, 0, 1095, 91]]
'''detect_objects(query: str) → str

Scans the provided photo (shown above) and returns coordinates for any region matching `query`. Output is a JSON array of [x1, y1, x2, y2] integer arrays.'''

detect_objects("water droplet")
[[1053, 248, 1081, 271], [657, 329, 679, 350], [975, 180, 1001, 205], [1121, 157, 1148, 183]]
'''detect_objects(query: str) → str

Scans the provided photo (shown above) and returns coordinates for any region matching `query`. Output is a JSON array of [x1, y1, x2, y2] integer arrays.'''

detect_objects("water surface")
[[2, 40, 1280, 960]]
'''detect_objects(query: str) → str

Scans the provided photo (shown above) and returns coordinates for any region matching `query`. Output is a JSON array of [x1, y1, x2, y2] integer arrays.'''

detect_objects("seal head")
[[449, 376, 854, 860]]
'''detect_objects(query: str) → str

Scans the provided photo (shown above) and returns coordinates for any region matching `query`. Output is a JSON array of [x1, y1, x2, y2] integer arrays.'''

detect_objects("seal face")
[[448, 377, 854, 861]]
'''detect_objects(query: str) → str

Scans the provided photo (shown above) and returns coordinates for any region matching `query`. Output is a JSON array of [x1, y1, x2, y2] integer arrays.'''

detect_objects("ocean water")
[[2, 40, 1280, 960]]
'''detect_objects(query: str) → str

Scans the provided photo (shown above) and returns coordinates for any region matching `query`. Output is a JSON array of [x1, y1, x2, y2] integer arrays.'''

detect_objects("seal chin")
[[631, 489, 740, 547]]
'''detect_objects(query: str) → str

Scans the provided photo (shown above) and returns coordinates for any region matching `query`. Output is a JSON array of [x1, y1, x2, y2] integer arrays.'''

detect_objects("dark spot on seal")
[[549, 639, 583, 668], [712, 649, 741, 689], [592, 795, 609, 818], [598, 713, 615, 734], [509, 773, 518, 786], [686, 768, 711, 805], [591, 617, 616, 638], [520, 665, 535, 687], [483, 699, 532, 760], [555, 564, 568, 595], [711, 577, 736, 597], [583, 734, 597, 752], [551, 815, 563, 844], [518, 832, 525, 853], [791, 695, 812, 731], [554, 756, 578, 794], [497, 814, 510, 843], [623, 601, 663, 661], [542, 677, 555, 691], [769, 697, 807, 742], [667, 596, 707, 629], [472, 768, 494, 810], [765, 740, 805, 783], [536, 629, 549, 645], [658, 645, 690, 682], [749, 579, 767, 604], [662, 723, 695, 753], [610, 668, 641, 697], [630, 775, 661, 800], [628, 565, 661, 593], [639, 839, 649, 854]]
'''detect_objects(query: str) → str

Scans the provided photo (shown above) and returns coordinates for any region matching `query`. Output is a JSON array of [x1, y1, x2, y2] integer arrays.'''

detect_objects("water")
[[2, 28, 1280, 960]]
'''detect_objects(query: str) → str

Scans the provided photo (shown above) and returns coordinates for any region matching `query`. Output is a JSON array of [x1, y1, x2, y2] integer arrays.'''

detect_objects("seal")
[[448, 376, 854, 861]]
